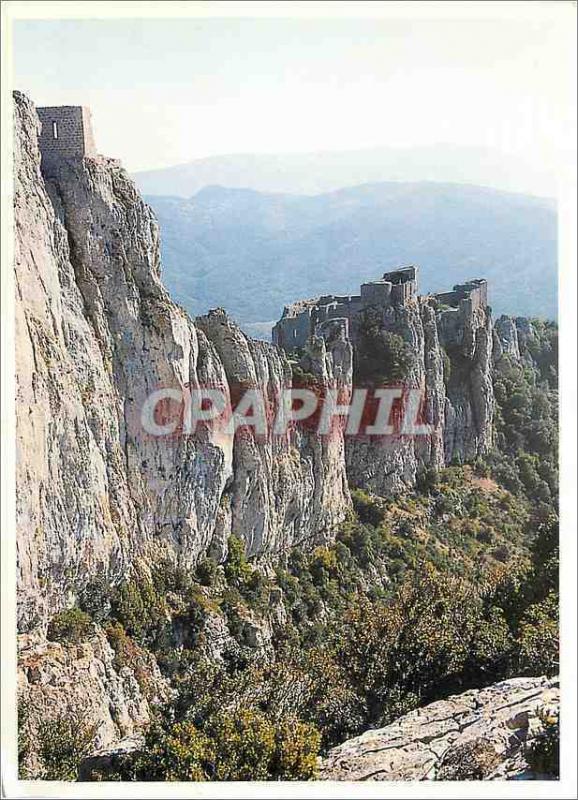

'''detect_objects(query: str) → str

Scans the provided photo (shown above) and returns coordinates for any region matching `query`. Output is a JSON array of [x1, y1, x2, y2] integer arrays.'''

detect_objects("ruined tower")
[[36, 106, 97, 172]]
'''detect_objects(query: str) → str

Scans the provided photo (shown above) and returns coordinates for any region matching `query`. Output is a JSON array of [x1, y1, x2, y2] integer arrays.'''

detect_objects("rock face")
[[320, 676, 559, 781], [438, 292, 494, 464], [14, 90, 350, 636], [494, 315, 522, 360], [195, 309, 351, 559], [15, 90, 229, 632], [345, 297, 447, 495], [14, 90, 353, 757], [493, 314, 549, 370], [276, 274, 495, 496], [18, 628, 168, 778]]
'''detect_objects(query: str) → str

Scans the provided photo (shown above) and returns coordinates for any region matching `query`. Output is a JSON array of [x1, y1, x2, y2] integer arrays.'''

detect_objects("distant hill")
[[146, 181, 557, 336], [134, 145, 555, 199]]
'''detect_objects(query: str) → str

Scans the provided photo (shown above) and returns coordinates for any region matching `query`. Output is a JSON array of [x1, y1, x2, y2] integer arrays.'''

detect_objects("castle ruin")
[[36, 106, 97, 170], [36, 105, 122, 175], [272, 266, 488, 351]]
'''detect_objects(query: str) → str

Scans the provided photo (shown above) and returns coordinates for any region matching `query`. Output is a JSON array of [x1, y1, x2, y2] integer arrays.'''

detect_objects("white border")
[[1, 2, 576, 798]]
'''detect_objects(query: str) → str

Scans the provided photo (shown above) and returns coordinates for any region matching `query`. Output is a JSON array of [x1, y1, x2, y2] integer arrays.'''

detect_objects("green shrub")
[[47, 607, 93, 644], [224, 535, 253, 589], [133, 721, 216, 781], [309, 547, 339, 587], [270, 716, 321, 780], [174, 589, 212, 648], [526, 713, 559, 777], [354, 321, 415, 385], [350, 488, 385, 526], [112, 709, 320, 781], [37, 711, 97, 780], [153, 560, 194, 596], [196, 556, 219, 587], [109, 575, 170, 649]]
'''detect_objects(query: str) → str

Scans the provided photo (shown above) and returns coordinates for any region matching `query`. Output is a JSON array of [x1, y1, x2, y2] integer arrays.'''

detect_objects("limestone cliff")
[[281, 278, 495, 496], [195, 310, 351, 560], [493, 314, 546, 368], [345, 296, 448, 495], [15, 90, 353, 754], [16, 90, 222, 632], [14, 91, 350, 631], [438, 293, 494, 463]]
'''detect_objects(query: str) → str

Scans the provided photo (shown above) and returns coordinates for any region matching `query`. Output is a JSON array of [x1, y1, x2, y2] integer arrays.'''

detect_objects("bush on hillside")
[[47, 607, 93, 644]]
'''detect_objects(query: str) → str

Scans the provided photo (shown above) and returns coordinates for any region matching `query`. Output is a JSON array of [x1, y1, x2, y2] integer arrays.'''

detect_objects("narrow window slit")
[[52, 121, 58, 140]]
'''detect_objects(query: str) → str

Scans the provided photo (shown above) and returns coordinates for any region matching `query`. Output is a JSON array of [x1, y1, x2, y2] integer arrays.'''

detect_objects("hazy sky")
[[11, 11, 574, 173]]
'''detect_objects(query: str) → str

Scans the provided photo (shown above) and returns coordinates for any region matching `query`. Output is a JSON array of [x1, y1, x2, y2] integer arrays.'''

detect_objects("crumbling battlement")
[[37, 106, 97, 171], [434, 278, 488, 313], [273, 268, 488, 352], [273, 266, 419, 350], [273, 267, 488, 350], [36, 105, 121, 175]]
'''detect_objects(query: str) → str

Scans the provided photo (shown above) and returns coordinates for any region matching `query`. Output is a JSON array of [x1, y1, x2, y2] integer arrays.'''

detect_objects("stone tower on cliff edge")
[[36, 105, 97, 172]]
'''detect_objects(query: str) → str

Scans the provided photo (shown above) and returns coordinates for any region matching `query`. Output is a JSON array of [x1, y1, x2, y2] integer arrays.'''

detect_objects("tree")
[[354, 321, 415, 385], [116, 709, 320, 781], [47, 607, 93, 644], [37, 711, 97, 780], [224, 535, 253, 589]]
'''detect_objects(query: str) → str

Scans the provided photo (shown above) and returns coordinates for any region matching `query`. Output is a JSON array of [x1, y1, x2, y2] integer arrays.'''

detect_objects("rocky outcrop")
[[18, 628, 168, 776], [344, 294, 493, 496], [493, 314, 550, 372], [320, 676, 559, 781], [494, 315, 522, 361], [345, 298, 442, 495], [438, 297, 494, 463], [195, 310, 351, 559]]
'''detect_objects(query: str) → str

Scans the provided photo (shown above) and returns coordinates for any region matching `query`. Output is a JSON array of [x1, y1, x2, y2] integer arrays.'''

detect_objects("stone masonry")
[[272, 266, 488, 351], [37, 105, 97, 173]]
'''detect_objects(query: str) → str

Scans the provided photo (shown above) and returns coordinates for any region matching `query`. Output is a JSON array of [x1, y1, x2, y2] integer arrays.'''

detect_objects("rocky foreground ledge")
[[320, 676, 559, 781]]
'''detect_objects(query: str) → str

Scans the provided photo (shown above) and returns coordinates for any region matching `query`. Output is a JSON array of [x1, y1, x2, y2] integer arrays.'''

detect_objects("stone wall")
[[360, 281, 392, 306], [272, 266, 421, 351], [81, 107, 97, 156], [435, 278, 488, 312], [37, 106, 96, 171]]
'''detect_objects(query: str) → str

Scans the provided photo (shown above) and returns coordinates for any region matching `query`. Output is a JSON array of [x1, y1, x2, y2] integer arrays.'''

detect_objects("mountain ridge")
[[146, 180, 557, 332], [133, 144, 556, 199]]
